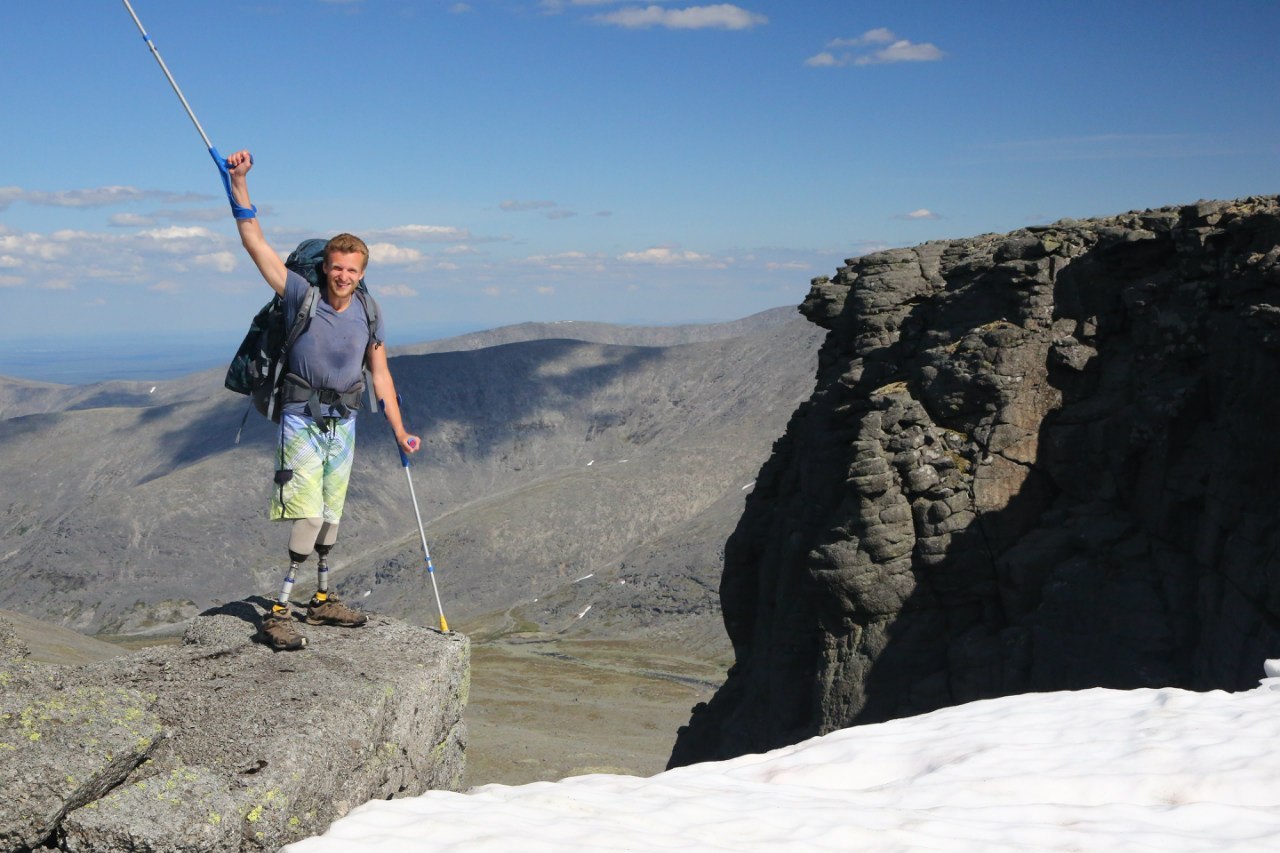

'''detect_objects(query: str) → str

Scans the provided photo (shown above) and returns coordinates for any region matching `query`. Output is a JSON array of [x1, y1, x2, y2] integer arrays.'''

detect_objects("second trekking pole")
[[383, 396, 449, 633]]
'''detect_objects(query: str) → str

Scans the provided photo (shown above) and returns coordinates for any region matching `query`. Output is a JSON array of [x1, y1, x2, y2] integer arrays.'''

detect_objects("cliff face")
[[670, 196, 1280, 766]]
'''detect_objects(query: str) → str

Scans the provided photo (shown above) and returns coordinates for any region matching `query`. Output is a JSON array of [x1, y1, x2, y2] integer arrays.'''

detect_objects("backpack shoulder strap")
[[355, 289, 381, 349], [264, 285, 321, 422], [289, 285, 321, 347], [354, 288, 382, 413]]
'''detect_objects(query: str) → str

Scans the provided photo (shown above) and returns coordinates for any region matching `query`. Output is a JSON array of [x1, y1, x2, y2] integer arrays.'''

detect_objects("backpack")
[[225, 239, 381, 441]]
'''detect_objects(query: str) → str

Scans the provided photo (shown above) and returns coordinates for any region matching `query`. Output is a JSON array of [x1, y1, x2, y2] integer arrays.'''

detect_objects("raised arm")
[[226, 150, 288, 296]]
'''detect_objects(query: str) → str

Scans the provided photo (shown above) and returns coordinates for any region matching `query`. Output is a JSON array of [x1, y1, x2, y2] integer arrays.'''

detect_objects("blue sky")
[[2, 1, 1277, 353]]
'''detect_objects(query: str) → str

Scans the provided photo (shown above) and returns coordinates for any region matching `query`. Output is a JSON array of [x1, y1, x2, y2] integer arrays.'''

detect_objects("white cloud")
[[0, 274, 21, 288], [859, 39, 945, 65], [149, 281, 181, 293], [20, 186, 208, 209], [109, 207, 226, 227], [138, 226, 217, 241], [193, 251, 239, 272], [596, 4, 766, 30], [617, 246, 724, 267], [0, 187, 22, 211], [536, 286, 556, 296], [547, 209, 578, 220], [528, 251, 591, 263], [368, 224, 472, 243], [828, 28, 895, 48], [134, 226, 218, 257], [896, 209, 941, 220], [368, 243, 426, 265], [522, 250, 610, 272], [0, 232, 72, 262], [29, 186, 146, 208], [807, 29, 944, 68], [804, 52, 839, 68], [0, 223, 254, 294]]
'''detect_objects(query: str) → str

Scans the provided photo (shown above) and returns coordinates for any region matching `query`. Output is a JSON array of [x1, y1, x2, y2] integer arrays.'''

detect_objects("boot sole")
[[304, 615, 368, 627]]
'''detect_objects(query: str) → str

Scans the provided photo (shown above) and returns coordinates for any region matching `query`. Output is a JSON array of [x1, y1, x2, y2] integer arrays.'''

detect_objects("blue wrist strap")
[[210, 146, 258, 220]]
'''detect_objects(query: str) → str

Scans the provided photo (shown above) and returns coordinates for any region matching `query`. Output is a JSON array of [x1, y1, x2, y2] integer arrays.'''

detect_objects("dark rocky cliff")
[[670, 196, 1280, 766]]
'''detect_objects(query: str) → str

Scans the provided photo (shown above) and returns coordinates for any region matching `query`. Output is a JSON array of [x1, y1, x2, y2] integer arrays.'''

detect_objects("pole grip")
[[212, 147, 258, 220]]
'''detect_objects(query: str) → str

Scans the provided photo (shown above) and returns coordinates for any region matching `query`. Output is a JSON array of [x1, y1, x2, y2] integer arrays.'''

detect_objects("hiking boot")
[[305, 592, 368, 627], [258, 607, 307, 651]]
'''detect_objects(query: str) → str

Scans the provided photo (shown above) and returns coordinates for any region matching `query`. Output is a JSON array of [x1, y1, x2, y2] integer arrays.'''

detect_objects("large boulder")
[[0, 602, 469, 851], [671, 196, 1280, 765], [0, 663, 162, 851]]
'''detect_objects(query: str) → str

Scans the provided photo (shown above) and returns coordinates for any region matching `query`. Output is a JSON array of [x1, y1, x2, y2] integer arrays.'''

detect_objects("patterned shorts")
[[270, 412, 357, 523]]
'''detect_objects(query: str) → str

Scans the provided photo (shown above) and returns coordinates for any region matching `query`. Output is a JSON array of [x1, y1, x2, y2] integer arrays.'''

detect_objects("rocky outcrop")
[[670, 196, 1280, 766], [0, 602, 468, 851]]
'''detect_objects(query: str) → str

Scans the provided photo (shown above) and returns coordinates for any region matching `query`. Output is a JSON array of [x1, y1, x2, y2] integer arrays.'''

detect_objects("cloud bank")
[[807, 29, 944, 68], [595, 4, 766, 31]]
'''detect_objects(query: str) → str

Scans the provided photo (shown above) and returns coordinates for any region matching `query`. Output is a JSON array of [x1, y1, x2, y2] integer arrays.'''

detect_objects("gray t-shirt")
[[282, 270, 384, 419]]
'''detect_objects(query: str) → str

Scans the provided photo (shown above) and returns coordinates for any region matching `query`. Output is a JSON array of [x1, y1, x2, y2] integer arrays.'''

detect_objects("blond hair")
[[324, 233, 369, 271]]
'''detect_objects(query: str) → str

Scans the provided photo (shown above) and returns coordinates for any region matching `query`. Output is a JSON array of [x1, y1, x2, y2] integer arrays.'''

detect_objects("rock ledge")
[[1, 600, 468, 852]]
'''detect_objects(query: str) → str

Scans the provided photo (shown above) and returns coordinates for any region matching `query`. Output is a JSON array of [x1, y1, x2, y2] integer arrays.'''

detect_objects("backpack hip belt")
[[282, 373, 366, 427]]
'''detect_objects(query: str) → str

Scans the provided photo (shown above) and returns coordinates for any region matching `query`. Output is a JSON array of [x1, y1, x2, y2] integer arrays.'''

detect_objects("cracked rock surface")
[[671, 196, 1280, 766], [1, 602, 468, 852]]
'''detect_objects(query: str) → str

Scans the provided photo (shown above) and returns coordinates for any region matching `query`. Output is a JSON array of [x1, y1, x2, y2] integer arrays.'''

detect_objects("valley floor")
[[460, 634, 727, 788]]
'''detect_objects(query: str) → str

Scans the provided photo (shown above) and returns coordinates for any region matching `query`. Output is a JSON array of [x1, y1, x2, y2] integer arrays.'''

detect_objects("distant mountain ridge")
[[0, 307, 800, 421], [392, 306, 802, 356]]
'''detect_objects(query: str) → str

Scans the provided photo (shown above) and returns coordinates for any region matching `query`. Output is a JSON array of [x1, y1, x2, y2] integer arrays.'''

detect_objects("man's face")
[[324, 251, 365, 298]]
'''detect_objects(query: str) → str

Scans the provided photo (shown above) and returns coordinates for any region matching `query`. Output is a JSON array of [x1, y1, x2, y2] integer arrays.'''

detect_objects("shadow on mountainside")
[[130, 339, 670, 488], [389, 339, 669, 457]]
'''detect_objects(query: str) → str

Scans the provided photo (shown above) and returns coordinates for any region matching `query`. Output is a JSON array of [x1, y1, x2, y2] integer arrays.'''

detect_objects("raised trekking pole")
[[121, 0, 256, 220], [382, 397, 450, 633]]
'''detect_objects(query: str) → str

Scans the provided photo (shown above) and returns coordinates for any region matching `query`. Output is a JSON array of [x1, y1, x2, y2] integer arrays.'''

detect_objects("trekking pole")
[[121, 0, 256, 220], [382, 397, 450, 633]]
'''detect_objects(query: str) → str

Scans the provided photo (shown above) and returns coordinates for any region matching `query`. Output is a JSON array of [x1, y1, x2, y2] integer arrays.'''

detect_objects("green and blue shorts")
[[270, 412, 357, 523]]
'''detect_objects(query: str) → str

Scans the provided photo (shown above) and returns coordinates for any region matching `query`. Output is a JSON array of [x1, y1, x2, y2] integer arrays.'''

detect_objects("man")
[[226, 149, 420, 651]]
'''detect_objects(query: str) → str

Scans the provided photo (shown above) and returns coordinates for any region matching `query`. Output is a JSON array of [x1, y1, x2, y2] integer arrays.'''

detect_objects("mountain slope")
[[0, 310, 823, 639]]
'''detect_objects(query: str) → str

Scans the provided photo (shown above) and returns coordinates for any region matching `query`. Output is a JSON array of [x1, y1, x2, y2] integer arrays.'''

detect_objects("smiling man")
[[226, 149, 420, 651]]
